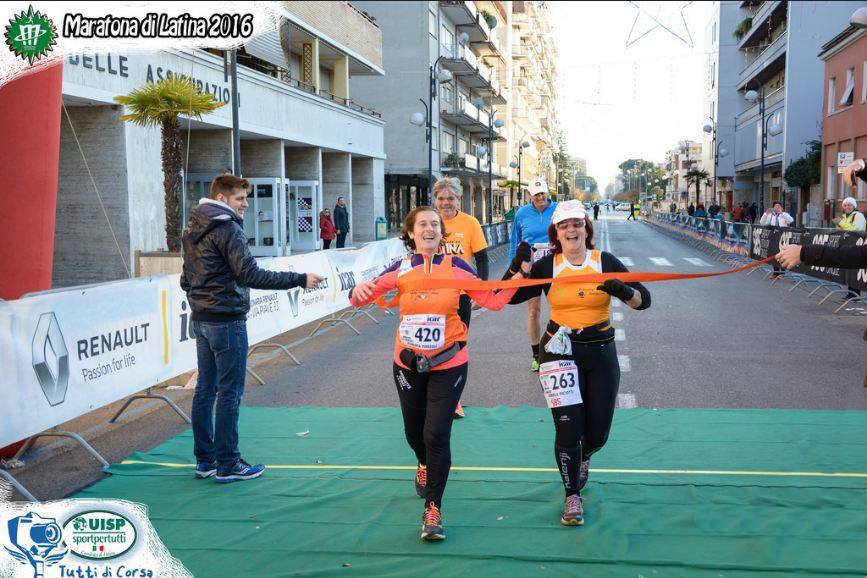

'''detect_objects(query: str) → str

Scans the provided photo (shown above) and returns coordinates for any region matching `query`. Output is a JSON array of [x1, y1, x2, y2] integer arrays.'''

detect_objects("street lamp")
[[473, 97, 505, 223], [703, 118, 731, 206], [410, 31, 468, 204], [851, 7, 867, 28], [745, 83, 783, 214], [509, 137, 531, 203]]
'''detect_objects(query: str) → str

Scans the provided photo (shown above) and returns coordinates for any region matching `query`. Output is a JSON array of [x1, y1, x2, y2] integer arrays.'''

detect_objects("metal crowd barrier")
[[647, 212, 866, 316]]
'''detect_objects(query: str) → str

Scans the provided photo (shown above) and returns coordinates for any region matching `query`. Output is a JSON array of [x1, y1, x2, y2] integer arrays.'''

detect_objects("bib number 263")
[[538, 360, 582, 408]]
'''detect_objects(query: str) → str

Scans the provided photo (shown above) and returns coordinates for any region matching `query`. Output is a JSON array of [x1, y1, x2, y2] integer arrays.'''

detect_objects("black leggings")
[[393, 362, 467, 507], [538, 334, 620, 497]]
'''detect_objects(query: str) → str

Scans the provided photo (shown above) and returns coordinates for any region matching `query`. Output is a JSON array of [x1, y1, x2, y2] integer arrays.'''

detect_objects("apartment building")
[[55, 1, 386, 287], [729, 0, 861, 218], [665, 140, 703, 209]]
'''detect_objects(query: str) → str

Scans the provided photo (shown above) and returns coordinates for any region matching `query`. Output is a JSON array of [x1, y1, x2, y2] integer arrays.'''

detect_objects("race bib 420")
[[399, 314, 445, 350], [539, 359, 582, 408]]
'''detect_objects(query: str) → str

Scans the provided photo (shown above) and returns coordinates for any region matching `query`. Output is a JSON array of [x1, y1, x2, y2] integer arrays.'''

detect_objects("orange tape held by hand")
[[376, 256, 776, 307]]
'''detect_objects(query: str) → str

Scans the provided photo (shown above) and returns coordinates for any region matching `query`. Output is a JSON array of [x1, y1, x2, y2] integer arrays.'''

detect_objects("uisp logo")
[[63, 510, 137, 560]]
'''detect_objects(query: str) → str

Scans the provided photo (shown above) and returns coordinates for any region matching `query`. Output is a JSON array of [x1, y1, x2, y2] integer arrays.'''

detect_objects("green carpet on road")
[[75, 407, 867, 577]]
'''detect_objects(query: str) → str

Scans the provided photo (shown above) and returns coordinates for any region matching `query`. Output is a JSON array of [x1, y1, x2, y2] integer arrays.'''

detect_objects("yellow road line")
[[119, 460, 867, 479]]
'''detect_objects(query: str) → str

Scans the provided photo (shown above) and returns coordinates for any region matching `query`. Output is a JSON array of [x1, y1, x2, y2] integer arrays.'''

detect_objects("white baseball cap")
[[551, 200, 587, 224], [528, 179, 549, 195]]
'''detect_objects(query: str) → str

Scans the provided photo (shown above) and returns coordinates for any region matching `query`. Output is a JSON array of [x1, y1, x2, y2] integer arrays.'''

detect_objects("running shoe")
[[454, 402, 465, 419], [577, 456, 591, 491], [530, 358, 540, 372], [415, 464, 427, 498], [561, 494, 584, 526], [215, 459, 265, 484], [421, 502, 445, 540], [195, 461, 217, 479]]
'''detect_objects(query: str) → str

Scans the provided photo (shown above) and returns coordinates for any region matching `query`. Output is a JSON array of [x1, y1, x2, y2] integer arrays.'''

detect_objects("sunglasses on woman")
[[555, 219, 586, 231]]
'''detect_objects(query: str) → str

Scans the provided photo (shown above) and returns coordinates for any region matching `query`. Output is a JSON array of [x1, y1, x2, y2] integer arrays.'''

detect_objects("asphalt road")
[[5, 212, 866, 501]]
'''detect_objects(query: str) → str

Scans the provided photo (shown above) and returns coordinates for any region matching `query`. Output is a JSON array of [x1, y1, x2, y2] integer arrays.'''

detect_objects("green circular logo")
[[5, 5, 57, 64]]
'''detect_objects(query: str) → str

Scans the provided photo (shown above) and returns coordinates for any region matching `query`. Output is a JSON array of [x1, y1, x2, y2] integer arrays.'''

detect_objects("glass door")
[[287, 181, 319, 252], [246, 178, 282, 257]]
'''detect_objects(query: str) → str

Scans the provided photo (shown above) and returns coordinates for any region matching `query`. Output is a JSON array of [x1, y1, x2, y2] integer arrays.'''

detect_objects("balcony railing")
[[739, 28, 786, 86], [441, 43, 478, 69]]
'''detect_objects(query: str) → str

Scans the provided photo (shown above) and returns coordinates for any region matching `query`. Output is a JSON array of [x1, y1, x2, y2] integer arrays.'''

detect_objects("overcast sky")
[[550, 1, 711, 189]]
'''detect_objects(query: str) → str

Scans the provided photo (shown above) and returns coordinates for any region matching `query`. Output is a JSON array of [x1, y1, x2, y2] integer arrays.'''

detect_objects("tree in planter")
[[480, 9, 497, 29], [114, 77, 225, 252], [442, 153, 459, 168], [783, 139, 821, 210], [685, 168, 709, 205]]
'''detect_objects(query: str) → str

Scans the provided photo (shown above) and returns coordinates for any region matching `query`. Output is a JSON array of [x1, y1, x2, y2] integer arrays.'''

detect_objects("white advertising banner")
[[0, 239, 406, 448], [0, 277, 172, 448]]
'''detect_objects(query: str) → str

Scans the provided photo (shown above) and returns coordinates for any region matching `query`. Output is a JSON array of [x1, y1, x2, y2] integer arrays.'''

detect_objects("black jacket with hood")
[[180, 200, 307, 322]]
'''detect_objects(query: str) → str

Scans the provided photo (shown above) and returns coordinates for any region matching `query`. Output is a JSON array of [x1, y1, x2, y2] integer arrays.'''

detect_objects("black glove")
[[509, 242, 532, 274], [597, 279, 635, 303]]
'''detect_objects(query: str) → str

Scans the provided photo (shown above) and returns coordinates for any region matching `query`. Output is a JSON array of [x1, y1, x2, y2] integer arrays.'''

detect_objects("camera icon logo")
[[4, 512, 68, 578]]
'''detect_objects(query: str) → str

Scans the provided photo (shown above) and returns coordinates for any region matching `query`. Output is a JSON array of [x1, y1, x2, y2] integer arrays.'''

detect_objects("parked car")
[[615, 203, 632, 211]]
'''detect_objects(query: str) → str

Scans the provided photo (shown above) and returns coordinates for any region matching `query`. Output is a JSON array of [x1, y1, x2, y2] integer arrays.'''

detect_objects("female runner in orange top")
[[350, 206, 524, 541]]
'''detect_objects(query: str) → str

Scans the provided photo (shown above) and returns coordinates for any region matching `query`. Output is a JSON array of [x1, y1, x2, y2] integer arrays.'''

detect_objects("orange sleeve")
[[349, 270, 398, 307], [453, 268, 515, 310]]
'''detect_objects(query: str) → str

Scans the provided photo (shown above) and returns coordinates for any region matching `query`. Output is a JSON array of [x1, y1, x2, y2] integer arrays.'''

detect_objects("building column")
[[351, 156, 384, 242], [323, 153, 352, 242], [0, 63, 63, 298], [333, 55, 350, 100]]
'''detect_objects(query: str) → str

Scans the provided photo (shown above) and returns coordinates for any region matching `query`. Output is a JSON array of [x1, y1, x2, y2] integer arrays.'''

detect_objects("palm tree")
[[686, 168, 709, 206], [114, 77, 225, 252]]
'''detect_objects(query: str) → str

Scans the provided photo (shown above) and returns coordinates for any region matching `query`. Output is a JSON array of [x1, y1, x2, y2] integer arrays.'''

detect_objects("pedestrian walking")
[[626, 202, 636, 221], [593, 202, 600, 220]]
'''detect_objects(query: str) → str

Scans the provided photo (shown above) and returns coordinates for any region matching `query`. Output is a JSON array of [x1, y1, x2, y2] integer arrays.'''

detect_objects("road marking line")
[[615, 328, 625, 341], [613, 311, 623, 322], [618, 355, 631, 372], [649, 257, 674, 266], [616, 393, 636, 408], [119, 460, 867, 479], [619, 257, 634, 267], [684, 257, 710, 267]]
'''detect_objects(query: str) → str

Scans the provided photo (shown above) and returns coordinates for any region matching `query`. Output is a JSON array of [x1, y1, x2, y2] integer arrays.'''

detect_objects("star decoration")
[[625, 1, 694, 48]]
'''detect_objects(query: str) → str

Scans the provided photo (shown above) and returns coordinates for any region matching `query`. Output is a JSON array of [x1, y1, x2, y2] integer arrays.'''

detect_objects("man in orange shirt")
[[433, 177, 489, 419]]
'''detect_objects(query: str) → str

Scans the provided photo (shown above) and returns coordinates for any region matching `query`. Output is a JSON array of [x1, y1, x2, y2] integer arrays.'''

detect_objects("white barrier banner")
[[0, 240, 405, 448], [0, 277, 172, 448]]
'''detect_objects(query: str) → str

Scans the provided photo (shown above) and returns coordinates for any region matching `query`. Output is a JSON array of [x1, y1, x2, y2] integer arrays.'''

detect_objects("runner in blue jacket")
[[508, 179, 558, 371]]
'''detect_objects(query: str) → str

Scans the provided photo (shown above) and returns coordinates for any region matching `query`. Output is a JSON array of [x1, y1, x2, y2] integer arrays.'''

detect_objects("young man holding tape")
[[181, 174, 324, 484]]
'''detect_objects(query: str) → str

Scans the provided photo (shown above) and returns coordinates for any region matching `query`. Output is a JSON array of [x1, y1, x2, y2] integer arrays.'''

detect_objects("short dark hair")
[[210, 173, 249, 199], [772, 200, 782, 208]]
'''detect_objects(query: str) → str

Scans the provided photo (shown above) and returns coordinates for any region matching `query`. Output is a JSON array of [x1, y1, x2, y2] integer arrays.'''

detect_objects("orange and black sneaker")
[[415, 464, 427, 498], [421, 501, 445, 541], [454, 401, 465, 419]]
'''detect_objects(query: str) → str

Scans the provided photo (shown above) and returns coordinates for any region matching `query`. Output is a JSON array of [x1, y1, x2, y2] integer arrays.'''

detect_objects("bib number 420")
[[414, 327, 441, 343]]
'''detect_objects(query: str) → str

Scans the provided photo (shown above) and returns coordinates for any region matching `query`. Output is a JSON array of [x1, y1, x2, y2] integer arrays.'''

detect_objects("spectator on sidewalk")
[[749, 202, 758, 223], [732, 203, 744, 222], [670, 201, 677, 214], [760, 201, 794, 277], [319, 209, 336, 250], [687, 203, 695, 217], [708, 202, 721, 219], [334, 196, 350, 248], [833, 196, 866, 232], [181, 174, 324, 484]]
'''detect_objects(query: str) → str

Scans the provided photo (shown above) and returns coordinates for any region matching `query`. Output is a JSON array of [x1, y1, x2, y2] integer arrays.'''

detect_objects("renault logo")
[[31, 312, 69, 406]]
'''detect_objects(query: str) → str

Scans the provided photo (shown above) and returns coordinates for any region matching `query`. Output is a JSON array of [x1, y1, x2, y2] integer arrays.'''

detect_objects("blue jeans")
[[190, 320, 248, 469]]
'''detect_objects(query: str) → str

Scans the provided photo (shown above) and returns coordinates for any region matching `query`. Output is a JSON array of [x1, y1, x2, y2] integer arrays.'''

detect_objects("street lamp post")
[[745, 83, 782, 214], [410, 33, 468, 204], [509, 137, 531, 204], [473, 97, 505, 224]]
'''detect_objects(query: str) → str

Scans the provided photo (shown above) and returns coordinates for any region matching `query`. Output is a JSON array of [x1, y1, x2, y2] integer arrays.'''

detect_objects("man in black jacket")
[[181, 174, 324, 484], [334, 196, 350, 248]]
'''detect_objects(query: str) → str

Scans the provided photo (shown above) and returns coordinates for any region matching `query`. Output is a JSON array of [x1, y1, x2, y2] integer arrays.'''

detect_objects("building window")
[[429, 9, 438, 38], [441, 25, 454, 55], [432, 127, 438, 151], [863, 61, 867, 102], [828, 77, 836, 114], [441, 131, 455, 154], [458, 137, 468, 156], [839, 67, 855, 108], [441, 85, 453, 105], [826, 166, 836, 199]]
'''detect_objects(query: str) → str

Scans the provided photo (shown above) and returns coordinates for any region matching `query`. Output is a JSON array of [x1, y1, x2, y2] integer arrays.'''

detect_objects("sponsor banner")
[[0, 239, 405, 449], [0, 277, 172, 448], [749, 225, 867, 291]]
